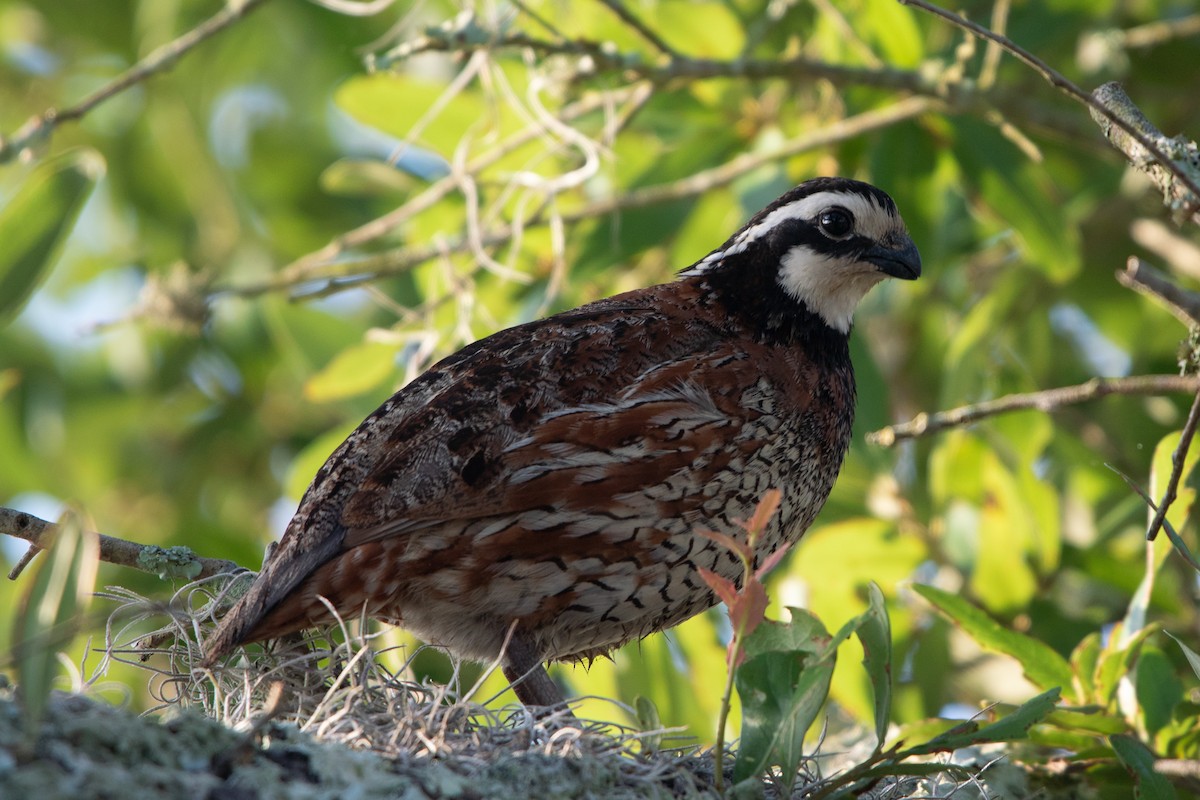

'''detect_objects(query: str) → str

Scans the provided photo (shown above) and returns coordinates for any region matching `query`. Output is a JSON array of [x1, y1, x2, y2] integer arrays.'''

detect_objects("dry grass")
[[89, 574, 729, 798], [30, 575, 982, 798]]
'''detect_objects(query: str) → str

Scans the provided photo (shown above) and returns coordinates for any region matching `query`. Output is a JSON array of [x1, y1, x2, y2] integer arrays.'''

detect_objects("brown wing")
[[340, 360, 761, 548], [202, 284, 743, 661]]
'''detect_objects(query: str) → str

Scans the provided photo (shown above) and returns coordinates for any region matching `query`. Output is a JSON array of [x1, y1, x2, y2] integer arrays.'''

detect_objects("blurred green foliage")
[[1, 0, 1199, 773]]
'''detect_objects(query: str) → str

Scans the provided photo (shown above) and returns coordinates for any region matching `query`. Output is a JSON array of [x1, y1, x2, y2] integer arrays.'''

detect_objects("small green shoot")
[[11, 508, 99, 735]]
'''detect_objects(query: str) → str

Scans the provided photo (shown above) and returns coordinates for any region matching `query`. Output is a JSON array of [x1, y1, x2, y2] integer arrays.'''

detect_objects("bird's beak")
[[864, 237, 921, 281]]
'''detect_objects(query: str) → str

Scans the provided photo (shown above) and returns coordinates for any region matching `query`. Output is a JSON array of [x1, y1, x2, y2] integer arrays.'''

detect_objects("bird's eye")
[[818, 207, 854, 239]]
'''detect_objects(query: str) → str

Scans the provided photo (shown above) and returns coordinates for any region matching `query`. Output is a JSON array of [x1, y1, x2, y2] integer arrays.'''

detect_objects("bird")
[[201, 176, 921, 707]]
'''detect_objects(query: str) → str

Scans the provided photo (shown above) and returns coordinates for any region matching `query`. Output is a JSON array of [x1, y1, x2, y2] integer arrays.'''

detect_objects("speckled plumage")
[[203, 177, 920, 706]]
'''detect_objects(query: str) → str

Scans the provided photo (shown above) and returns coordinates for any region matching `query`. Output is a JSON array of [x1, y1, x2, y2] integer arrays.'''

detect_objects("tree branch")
[[0, 0, 274, 164], [867, 375, 1200, 447], [370, 10, 1092, 137], [593, 0, 679, 58], [0, 507, 243, 581], [899, 0, 1200, 208], [1145, 385, 1200, 542], [1090, 83, 1200, 226], [225, 95, 940, 298], [1118, 257, 1200, 327]]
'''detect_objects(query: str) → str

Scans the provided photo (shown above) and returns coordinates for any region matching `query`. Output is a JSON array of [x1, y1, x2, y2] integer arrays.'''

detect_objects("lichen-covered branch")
[[900, 0, 1200, 208], [0, 507, 242, 581], [1090, 83, 1200, 226]]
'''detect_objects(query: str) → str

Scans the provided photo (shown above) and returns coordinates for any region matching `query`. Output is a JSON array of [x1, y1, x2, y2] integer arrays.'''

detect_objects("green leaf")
[[861, 0, 924, 67], [1095, 624, 1158, 707], [1165, 632, 1200, 683], [1071, 632, 1102, 702], [1135, 646, 1182, 737], [303, 340, 399, 403], [0, 148, 103, 323], [649, 1, 744, 58], [1110, 734, 1178, 800], [1044, 707, 1129, 735], [285, 422, 359, 500], [913, 583, 1074, 696], [335, 73, 503, 159], [734, 610, 837, 790], [954, 120, 1081, 282], [734, 648, 834, 789], [319, 158, 419, 197], [1150, 429, 1200, 572], [742, 608, 832, 661], [634, 695, 663, 753], [857, 582, 893, 751], [13, 509, 99, 734], [899, 688, 1061, 756], [972, 457, 1038, 614]]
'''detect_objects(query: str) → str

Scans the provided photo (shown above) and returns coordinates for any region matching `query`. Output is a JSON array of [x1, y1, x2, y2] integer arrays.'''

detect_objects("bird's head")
[[683, 177, 921, 335]]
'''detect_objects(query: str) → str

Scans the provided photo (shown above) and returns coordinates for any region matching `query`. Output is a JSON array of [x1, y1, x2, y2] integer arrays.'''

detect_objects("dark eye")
[[818, 207, 854, 239]]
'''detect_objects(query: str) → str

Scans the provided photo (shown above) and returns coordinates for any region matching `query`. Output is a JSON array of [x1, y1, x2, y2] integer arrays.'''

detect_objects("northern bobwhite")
[[202, 177, 921, 707]]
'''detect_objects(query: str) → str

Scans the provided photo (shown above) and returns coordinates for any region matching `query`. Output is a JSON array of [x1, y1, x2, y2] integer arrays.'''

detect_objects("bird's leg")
[[501, 629, 566, 709]]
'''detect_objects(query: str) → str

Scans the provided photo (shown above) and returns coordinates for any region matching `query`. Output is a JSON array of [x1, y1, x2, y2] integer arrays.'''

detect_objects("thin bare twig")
[[1131, 219, 1200, 282], [1118, 257, 1200, 327], [0, 507, 242, 581], [227, 95, 940, 298], [594, 0, 678, 58], [867, 375, 1200, 447], [899, 0, 1200, 206], [1109, 466, 1200, 570], [0, 0, 274, 163], [1120, 14, 1200, 49], [1145, 386, 1200, 542], [379, 24, 945, 96], [237, 85, 647, 292]]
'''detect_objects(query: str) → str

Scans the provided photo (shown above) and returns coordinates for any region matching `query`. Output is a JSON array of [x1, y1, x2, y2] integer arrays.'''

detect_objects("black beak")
[[865, 238, 921, 281]]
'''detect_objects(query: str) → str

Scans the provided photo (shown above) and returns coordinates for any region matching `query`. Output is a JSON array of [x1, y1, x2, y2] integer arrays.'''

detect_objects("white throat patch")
[[777, 246, 886, 333]]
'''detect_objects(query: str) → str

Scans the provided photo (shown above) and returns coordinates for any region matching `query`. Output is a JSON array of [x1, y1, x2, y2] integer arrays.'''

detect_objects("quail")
[[202, 177, 921, 707]]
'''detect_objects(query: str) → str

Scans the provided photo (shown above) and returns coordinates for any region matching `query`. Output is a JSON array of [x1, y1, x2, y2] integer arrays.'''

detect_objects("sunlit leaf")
[[899, 688, 1060, 756], [861, 0, 924, 66], [650, 1, 744, 58], [1071, 632, 1103, 704], [286, 423, 359, 500], [319, 158, 420, 196], [972, 457, 1038, 614], [913, 584, 1074, 697], [1150, 429, 1200, 569], [1044, 707, 1129, 735], [304, 340, 399, 403], [1095, 623, 1158, 707], [0, 148, 103, 323], [335, 74, 503, 159]]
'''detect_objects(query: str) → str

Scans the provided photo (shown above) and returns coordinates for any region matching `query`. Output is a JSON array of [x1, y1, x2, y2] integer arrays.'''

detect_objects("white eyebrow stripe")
[[685, 190, 898, 273]]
